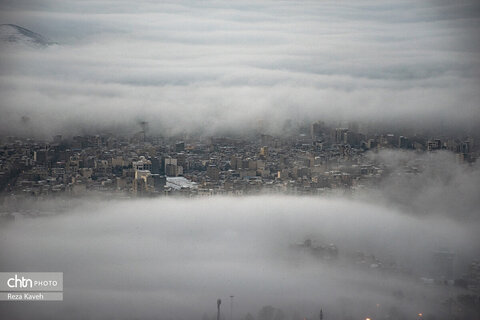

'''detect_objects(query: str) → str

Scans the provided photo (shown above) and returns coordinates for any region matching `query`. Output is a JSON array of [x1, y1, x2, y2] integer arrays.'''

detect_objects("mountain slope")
[[0, 24, 56, 47]]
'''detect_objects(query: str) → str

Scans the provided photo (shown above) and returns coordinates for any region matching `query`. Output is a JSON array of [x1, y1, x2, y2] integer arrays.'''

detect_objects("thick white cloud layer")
[[361, 150, 480, 221], [1, 196, 478, 319], [1, 0, 479, 137]]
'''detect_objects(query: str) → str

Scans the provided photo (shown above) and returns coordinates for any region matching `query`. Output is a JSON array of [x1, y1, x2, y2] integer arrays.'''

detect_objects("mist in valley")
[[1, 192, 479, 319]]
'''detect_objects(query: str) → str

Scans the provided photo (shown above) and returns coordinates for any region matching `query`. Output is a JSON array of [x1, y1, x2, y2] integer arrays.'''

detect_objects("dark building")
[[150, 157, 161, 174], [175, 141, 185, 152]]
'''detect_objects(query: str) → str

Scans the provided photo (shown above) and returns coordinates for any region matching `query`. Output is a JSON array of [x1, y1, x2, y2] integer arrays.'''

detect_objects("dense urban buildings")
[[0, 121, 476, 199], [1, 122, 479, 319]]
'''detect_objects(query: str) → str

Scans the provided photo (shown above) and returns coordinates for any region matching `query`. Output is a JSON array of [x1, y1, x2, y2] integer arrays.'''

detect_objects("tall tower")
[[139, 120, 148, 140]]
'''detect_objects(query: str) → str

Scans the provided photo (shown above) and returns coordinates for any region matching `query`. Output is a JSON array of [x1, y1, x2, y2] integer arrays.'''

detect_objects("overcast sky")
[[0, 0, 479, 137]]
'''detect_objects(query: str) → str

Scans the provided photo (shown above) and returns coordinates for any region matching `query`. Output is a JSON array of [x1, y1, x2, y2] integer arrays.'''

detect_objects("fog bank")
[[1, 196, 478, 319], [1, 0, 480, 137]]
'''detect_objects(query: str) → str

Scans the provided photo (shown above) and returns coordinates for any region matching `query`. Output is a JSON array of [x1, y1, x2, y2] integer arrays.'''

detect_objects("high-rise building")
[[427, 139, 442, 151], [150, 157, 161, 174], [259, 146, 268, 158], [132, 156, 152, 171], [164, 158, 177, 176], [311, 121, 326, 140], [175, 141, 185, 152], [230, 156, 241, 170], [334, 128, 349, 144], [398, 136, 409, 149], [151, 174, 166, 192]]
